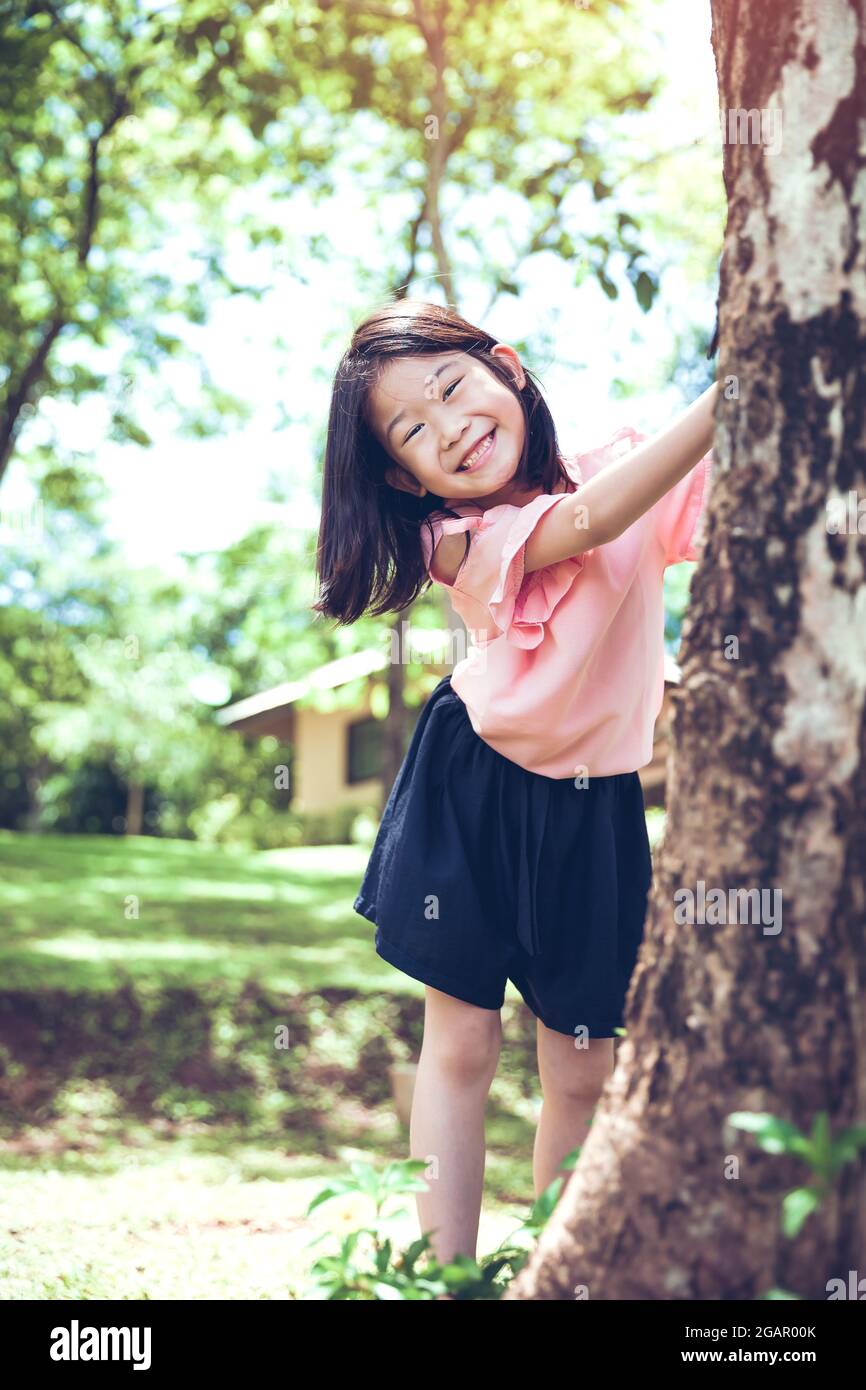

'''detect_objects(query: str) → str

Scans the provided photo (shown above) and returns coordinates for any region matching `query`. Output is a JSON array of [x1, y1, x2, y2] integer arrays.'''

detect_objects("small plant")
[[727, 1111, 866, 1238], [727, 1109, 866, 1300], [297, 1147, 582, 1300]]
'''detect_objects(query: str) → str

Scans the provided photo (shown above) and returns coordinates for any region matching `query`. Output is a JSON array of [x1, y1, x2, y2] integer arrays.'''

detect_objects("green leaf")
[[305, 1181, 353, 1215], [634, 270, 657, 312], [781, 1187, 820, 1239], [831, 1125, 866, 1165], [725, 1112, 809, 1155], [372, 1280, 404, 1300]]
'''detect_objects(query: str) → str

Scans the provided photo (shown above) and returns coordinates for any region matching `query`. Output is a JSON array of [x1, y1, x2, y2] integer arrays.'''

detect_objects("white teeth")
[[459, 431, 493, 471]]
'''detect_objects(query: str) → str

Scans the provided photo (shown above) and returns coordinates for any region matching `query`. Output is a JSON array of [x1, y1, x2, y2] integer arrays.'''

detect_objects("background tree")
[[507, 0, 866, 1301], [1, 0, 679, 491], [0, 479, 302, 840]]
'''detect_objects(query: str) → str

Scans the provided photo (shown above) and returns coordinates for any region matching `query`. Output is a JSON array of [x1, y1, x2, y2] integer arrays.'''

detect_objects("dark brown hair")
[[312, 298, 569, 624]]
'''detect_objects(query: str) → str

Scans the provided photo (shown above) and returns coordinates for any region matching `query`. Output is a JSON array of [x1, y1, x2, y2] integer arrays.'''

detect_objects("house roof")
[[215, 648, 388, 727]]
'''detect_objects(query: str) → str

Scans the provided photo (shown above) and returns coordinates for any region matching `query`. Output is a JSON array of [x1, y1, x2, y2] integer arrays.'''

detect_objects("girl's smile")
[[455, 428, 496, 474]]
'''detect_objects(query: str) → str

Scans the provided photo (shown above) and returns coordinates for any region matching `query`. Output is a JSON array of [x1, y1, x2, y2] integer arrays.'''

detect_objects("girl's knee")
[[422, 990, 501, 1081], [537, 1032, 614, 1105], [541, 1069, 607, 1108]]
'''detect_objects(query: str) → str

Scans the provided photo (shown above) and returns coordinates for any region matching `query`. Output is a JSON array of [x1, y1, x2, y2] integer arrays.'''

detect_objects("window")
[[347, 717, 383, 785]]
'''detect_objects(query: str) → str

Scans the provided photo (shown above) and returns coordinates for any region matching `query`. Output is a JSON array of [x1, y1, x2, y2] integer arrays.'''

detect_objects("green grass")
[[0, 817, 665, 991], [0, 1099, 527, 1299], [0, 830, 407, 994], [0, 830, 554, 1297]]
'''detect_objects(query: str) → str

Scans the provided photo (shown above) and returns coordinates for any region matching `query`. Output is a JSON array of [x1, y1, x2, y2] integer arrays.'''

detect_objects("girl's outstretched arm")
[[524, 381, 718, 574]]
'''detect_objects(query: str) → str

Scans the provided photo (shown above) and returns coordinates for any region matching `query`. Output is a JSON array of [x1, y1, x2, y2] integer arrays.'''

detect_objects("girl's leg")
[[410, 985, 502, 1265], [533, 1023, 615, 1198]]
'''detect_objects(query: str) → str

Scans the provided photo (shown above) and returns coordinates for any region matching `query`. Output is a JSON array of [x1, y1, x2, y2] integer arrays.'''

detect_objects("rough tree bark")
[[507, 0, 866, 1301]]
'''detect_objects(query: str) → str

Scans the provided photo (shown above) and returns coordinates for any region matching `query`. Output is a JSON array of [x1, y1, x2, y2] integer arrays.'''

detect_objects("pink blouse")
[[419, 425, 713, 778]]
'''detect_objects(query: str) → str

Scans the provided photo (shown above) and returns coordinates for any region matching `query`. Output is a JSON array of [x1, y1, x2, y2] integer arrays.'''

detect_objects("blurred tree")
[[32, 625, 229, 834], [0, 488, 301, 836], [0, 0, 679, 491], [1, 0, 276, 487]]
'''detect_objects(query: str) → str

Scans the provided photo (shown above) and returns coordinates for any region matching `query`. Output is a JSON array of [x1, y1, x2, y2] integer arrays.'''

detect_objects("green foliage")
[[1, 0, 312, 479], [295, 1106, 866, 1301], [727, 1109, 866, 1300], [0, 0, 692, 497], [0, 527, 274, 838], [663, 561, 696, 653], [300, 1146, 582, 1300], [727, 1110, 866, 1241], [645, 804, 666, 851], [186, 799, 376, 850], [0, 490, 371, 840]]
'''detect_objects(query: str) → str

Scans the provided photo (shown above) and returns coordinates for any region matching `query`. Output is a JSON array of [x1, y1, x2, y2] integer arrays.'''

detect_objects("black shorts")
[[353, 675, 653, 1038]]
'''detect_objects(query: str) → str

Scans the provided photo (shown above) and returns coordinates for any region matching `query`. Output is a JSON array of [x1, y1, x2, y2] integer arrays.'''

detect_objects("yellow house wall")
[[293, 700, 382, 814]]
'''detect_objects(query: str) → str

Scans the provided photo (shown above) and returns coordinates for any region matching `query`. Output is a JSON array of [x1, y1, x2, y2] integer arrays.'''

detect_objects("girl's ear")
[[385, 462, 427, 498], [490, 342, 526, 390]]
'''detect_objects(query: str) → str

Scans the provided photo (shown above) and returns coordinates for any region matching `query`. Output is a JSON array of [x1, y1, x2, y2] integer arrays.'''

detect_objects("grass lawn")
[[1, 829, 598, 1298], [0, 830, 401, 994], [0, 1122, 528, 1299], [0, 815, 665, 992]]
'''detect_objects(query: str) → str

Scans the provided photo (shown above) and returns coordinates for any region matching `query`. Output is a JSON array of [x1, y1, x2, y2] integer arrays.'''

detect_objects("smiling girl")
[[313, 298, 715, 1266]]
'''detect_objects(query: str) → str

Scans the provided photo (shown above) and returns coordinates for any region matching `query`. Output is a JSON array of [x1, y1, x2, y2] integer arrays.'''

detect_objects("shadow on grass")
[[0, 831, 389, 993]]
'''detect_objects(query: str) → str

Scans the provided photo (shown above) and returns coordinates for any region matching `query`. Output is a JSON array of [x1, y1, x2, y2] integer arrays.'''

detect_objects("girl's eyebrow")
[[385, 358, 461, 442]]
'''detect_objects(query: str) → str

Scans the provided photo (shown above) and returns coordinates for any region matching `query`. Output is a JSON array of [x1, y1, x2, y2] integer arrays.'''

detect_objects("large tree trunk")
[[507, 0, 866, 1301]]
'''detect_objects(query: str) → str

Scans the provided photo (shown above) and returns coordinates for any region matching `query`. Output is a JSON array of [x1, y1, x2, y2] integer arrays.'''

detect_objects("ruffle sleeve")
[[573, 424, 647, 477], [485, 493, 588, 650], [419, 508, 485, 586]]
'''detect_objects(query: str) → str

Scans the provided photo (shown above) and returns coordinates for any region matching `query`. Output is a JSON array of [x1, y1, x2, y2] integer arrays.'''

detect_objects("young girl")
[[313, 298, 715, 1266]]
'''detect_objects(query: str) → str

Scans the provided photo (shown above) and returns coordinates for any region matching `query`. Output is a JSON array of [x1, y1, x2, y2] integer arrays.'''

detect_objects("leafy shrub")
[[298, 1151, 581, 1301]]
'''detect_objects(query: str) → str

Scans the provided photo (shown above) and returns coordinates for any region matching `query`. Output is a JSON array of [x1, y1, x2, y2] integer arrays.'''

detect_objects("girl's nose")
[[443, 425, 470, 456]]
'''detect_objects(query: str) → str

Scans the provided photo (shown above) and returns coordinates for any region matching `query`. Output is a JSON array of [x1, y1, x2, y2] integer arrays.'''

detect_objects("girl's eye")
[[403, 378, 462, 444]]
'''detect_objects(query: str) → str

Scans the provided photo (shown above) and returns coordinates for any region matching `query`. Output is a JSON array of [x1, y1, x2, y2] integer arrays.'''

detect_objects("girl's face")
[[366, 345, 528, 506]]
